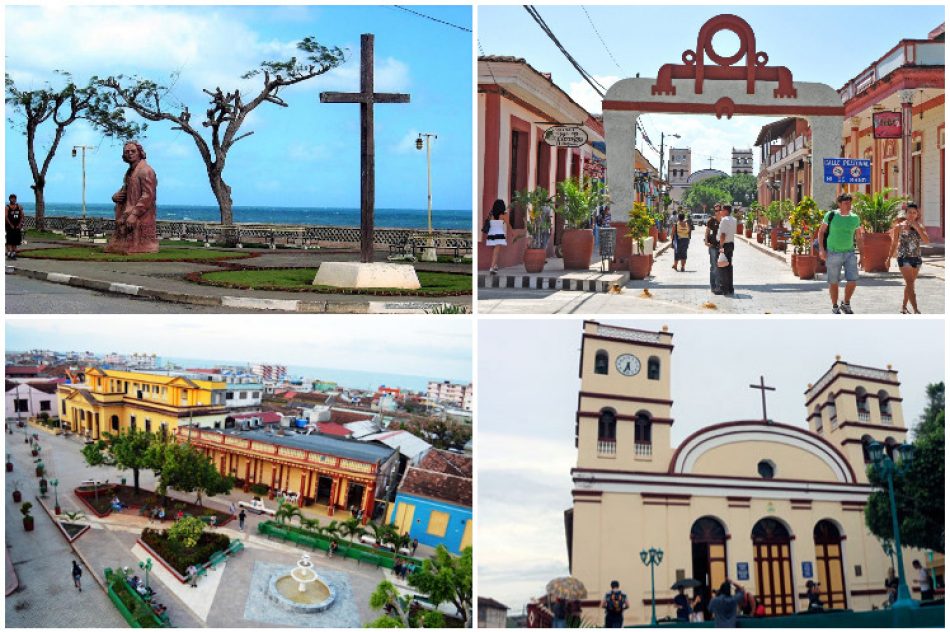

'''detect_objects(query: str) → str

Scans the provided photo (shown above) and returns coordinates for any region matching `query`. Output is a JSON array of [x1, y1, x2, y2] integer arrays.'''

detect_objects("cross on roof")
[[320, 34, 410, 263], [750, 375, 776, 424]]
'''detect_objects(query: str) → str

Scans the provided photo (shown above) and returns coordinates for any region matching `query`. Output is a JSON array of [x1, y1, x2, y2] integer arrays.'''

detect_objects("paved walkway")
[[478, 236, 945, 314], [7, 243, 471, 313]]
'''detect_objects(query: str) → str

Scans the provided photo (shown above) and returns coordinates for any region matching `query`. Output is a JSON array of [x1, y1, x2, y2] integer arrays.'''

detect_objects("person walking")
[[884, 567, 898, 606], [601, 580, 628, 628], [708, 579, 745, 628], [72, 560, 83, 591], [705, 204, 723, 294], [229, 502, 236, 515], [6, 194, 24, 260], [913, 559, 934, 601], [817, 193, 864, 314], [805, 580, 823, 612], [716, 205, 738, 296], [672, 213, 692, 271], [238, 509, 246, 531], [484, 199, 509, 274], [673, 586, 692, 621], [888, 202, 930, 313], [410, 537, 419, 556]]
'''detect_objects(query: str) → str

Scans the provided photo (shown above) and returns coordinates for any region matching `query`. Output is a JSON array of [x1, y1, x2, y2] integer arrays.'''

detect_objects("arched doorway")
[[752, 518, 795, 616], [813, 520, 847, 609], [691, 517, 728, 615]]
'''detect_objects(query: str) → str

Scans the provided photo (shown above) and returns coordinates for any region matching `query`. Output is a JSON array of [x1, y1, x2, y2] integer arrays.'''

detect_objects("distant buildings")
[[732, 148, 754, 175], [6, 379, 59, 421], [478, 598, 510, 628], [252, 364, 288, 382], [667, 147, 692, 203], [427, 381, 473, 411]]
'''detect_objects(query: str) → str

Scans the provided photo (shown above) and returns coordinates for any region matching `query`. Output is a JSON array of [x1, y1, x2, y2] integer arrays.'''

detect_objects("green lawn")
[[198, 267, 472, 296], [25, 229, 69, 241], [17, 246, 252, 262]]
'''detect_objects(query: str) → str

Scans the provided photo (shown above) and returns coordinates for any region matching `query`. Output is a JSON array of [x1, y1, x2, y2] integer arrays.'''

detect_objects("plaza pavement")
[[5, 429, 433, 627], [7, 243, 471, 313], [478, 235, 945, 314]]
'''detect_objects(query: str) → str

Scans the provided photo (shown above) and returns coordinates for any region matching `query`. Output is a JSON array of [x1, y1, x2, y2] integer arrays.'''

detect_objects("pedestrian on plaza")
[[6, 194, 24, 260], [884, 567, 898, 606], [672, 212, 692, 271], [673, 586, 693, 621], [805, 580, 823, 612], [328, 539, 338, 558], [238, 509, 246, 531], [817, 193, 864, 314], [229, 502, 236, 515], [708, 579, 745, 628], [158, 507, 165, 522], [410, 537, 418, 556], [484, 199, 509, 275], [72, 560, 83, 591], [716, 205, 739, 296], [209, 515, 217, 529], [187, 564, 199, 588], [913, 560, 934, 601], [601, 580, 628, 628], [705, 204, 723, 293], [888, 202, 930, 313]]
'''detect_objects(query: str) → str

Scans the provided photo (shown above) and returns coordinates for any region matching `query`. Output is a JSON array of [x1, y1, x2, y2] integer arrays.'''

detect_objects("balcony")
[[765, 135, 810, 169], [597, 439, 616, 457], [881, 414, 893, 425], [858, 411, 870, 422], [839, 39, 945, 103], [634, 442, 652, 458]]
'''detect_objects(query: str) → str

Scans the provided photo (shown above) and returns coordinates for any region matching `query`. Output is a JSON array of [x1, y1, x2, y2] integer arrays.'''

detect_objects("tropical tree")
[[408, 545, 473, 626], [275, 500, 303, 526], [156, 442, 233, 506], [97, 37, 345, 236], [168, 515, 206, 548], [5, 72, 142, 230], [366, 580, 445, 628], [82, 430, 157, 494], [682, 181, 731, 213]]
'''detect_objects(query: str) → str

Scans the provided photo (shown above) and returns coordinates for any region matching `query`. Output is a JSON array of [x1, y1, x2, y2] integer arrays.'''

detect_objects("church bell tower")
[[575, 321, 674, 472], [804, 358, 907, 483]]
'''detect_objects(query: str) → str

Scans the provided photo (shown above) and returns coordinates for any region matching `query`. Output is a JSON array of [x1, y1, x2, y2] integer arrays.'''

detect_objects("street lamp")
[[868, 440, 918, 609], [416, 132, 437, 262], [640, 546, 664, 626], [72, 145, 94, 238], [139, 557, 153, 590]]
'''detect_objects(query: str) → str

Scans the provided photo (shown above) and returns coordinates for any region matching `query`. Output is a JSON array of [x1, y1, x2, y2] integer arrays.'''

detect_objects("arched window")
[[855, 387, 869, 418], [597, 409, 617, 441], [647, 356, 661, 380], [111, 415, 120, 431], [827, 393, 837, 427], [884, 436, 897, 460], [878, 390, 891, 423], [634, 411, 652, 443], [594, 350, 609, 375], [861, 434, 874, 463]]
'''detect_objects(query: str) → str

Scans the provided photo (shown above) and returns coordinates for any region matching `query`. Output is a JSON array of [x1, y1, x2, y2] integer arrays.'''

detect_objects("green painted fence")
[[630, 604, 944, 628], [257, 520, 423, 569], [103, 567, 170, 628]]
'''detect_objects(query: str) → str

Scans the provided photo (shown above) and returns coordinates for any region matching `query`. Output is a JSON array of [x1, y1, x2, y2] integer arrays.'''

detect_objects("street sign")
[[543, 125, 588, 147], [802, 561, 814, 579], [736, 562, 750, 581], [823, 158, 871, 184], [872, 111, 902, 139]]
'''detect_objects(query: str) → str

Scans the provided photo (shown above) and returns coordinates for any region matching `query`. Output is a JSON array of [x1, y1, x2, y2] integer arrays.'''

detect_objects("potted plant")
[[21, 502, 34, 532], [764, 200, 792, 251], [789, 197, 820, 277], [513, 187, 553, 273], [854, 187, 905, 272], [12, 481, 22, 503], [555, 178, 608, 270], [626, 202, 654, 280], [35, 460, 44, 478], [6, 453, 12, 473], [744, 204, 758, 238]]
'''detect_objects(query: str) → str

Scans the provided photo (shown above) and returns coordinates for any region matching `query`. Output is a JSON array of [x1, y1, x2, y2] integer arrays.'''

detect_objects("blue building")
[[389, 449, 472, 555]]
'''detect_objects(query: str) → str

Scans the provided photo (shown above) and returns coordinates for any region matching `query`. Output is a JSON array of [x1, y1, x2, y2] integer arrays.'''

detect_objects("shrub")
[[141, 528, 230, 576], [249, 483, 269, 496], [167, 516, 205, 548]]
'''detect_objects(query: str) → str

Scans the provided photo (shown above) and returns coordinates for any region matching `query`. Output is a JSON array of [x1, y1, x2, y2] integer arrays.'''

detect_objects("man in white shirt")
[[716, 205, 738, 296]]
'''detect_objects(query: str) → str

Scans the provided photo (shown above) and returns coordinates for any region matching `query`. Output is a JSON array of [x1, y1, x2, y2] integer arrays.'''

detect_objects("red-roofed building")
[[329, 409, 376, 425], [315, 422, 353, 437], [226, 411, 282, 427]]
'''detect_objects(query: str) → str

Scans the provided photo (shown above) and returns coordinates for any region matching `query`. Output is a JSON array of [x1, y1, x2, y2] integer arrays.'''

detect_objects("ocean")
[[21, 202, 471, 231]]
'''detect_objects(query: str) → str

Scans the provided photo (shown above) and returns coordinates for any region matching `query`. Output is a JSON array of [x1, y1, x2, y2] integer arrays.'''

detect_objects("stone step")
[[478, 270, 629, 292]]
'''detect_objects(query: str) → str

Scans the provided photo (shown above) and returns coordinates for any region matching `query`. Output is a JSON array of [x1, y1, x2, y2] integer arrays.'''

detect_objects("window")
[[239, 392, 248, 400], [427, 510, 449, 537], [758, 460, 775, 479], [861, 435, 873, 463], [226, 392, 235, 400], [111, 415, 120, 431], [878, 390, 891, 415], [634, 411, 652, 443], [855, 387, 870, 417], [594, 350, 609, 375], [253, 392, 261, 398], [597, 409, 617, 441], [14, 399, 29, 413], [40, 400, 52, 412], [130, 416, 137, 431], [62, 401, 67, 415], [647, 356, 661, 380], [144, 419, 152, 433]]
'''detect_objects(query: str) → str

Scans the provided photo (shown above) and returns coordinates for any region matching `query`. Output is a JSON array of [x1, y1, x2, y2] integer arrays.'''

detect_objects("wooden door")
[[753, 519, 795, 616], [394, 502, 415, 535], [460, 519, 473, 549], [814, 520, 847, 609]]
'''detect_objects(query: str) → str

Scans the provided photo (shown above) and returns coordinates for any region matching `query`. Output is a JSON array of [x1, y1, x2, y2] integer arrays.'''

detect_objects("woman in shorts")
[[888, 202, 929, 313]]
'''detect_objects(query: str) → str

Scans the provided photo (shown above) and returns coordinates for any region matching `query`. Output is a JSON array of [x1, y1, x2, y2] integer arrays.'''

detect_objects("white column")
[[605, 110, 640, 223], [808, 115, 845, 211]]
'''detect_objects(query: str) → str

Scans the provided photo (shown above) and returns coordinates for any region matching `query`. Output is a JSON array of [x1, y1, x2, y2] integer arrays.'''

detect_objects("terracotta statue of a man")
[[105, 141, 159, 254]]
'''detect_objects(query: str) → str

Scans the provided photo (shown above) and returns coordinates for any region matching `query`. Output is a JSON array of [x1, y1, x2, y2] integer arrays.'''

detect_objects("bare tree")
[[5, 71, 142, 230], [98, 37, 345, 238]]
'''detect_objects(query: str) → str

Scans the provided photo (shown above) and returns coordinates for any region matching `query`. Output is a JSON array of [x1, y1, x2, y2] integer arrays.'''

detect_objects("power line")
[[393, 6, 471, 33], [523, 5, 606, 98], [581, 6, 623, 74]]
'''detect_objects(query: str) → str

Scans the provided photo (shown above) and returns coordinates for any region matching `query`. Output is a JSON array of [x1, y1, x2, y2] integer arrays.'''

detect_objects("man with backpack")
[[601, 579, 629, 628], [817, 193, 865, 314]]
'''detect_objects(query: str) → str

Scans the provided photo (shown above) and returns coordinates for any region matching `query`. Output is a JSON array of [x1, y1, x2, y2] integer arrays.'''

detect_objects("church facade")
[[567, 321, 921, 624]]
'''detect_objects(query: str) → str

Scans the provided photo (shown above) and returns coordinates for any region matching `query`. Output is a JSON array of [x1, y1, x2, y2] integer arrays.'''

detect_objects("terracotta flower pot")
[[36, 467, 44, 478], [756, 231, 765, 244], [31, 450, 38, 457], [629, 254, 651, 280], [862, 232, 892, 272], [745, 228, 753, 238], [798, 254, 818, 280], [523, 248, 546, 273], [55, 505, 61, 515], [658, 229, 668, 242], [562, 229, 594, 270], [6, 462, 12, 472], [23, 516, 33, 532], [12, 490, 21, 503], [790, 254, 800, 276]]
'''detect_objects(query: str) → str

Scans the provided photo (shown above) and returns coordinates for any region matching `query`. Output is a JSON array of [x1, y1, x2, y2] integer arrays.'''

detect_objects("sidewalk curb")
[[34, 495, 110, 595], [737, 234, 789, 264], [10, 267, 460, 313]]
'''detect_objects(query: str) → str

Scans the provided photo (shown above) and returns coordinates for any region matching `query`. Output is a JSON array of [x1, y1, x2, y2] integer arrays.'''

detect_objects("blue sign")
[[802, 561, 814, 579], [824, 158, 871, 184], [736, 562, 749, 581]]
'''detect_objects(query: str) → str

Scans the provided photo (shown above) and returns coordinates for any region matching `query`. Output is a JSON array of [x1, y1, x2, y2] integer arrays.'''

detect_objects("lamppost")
[[416, 133, 437, 262], [867, 440, 918, 609], [52, 478, 60, 514], [72, 145, 93, 238], [640, 546, 664, 626], [139, 557, 153, 590]]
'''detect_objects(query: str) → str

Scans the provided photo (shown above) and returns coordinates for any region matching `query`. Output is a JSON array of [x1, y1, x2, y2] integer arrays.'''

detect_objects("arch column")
[[605, 109, 640, 270], [806, 115, 844, 211], [899, 90, 914, 200]]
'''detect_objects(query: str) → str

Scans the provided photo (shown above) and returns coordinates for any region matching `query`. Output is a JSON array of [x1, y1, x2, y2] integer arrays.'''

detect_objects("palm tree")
[[275, 502, 302, 526]]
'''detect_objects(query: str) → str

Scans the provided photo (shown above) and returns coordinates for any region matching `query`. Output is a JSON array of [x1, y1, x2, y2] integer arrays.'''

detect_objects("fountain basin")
[[267, 572, 336, 613]]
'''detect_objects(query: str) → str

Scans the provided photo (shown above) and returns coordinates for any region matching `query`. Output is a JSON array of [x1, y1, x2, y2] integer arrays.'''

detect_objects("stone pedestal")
[[313, 262, 421, 290], [419, 236, 437, 262]]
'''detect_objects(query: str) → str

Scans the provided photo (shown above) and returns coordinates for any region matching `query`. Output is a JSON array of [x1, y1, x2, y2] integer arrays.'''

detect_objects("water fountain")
[[267, 553, 336, 613]]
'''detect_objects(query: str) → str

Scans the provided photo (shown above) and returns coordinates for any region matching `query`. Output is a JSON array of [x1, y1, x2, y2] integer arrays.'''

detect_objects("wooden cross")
[[320, 34, 410, 263], [750, 375, 776, 424]]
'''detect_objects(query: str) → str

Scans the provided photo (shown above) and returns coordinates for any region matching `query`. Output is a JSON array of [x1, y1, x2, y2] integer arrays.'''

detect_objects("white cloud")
[[391, 129, 420, 154], [287, 142, 332, 162], [567, 74, 620, 114]]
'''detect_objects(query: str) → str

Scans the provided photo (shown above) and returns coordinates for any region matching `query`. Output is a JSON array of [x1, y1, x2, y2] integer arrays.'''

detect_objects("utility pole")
[[659, 132, 680, 219], [72, 145, 93, 239]]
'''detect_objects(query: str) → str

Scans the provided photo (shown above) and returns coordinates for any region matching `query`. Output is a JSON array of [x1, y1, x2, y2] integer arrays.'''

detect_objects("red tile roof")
[[398, 466, 472, 508], [229, 411, 282, 424], [329, 409, 375, 424], [417, 449, 473, 478], [316, 422, 353, 437]]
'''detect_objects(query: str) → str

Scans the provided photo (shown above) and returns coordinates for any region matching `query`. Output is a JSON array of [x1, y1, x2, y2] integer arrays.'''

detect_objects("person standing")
[[913, 559, 934, 601], [672, 213, 691, 272], [884, 568, 898, 606], [708, 579, 745, 628], [716, 205, 738, 296], [601, 580, 628, 628], [6, 194, 24, 260], [72, 560, 83, 591], [485, 199, 509, 274], [817, 193, 864, 314], [238, 509, 246, 531], [673, 586, 692, 621], [705, 204, 723, 293], [229, 502, 236, 515], [410, 537, 419, 556], [805, 580, 823, 611], [888, 202, 930, 313]]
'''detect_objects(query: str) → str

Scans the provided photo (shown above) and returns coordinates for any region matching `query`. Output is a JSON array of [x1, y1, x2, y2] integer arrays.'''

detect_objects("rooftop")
[[205, 428, 397, 464], [398, 466, 472, 508]]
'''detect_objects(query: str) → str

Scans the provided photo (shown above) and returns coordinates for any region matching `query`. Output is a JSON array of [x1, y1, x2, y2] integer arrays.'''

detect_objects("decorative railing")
[[596, 325, 662, 344], [858, 411, 871, 422], [635, 441, 653, 457], [839, 40, 945, 103], [597, 439, 616, 457], [881, 414, 893, 425]]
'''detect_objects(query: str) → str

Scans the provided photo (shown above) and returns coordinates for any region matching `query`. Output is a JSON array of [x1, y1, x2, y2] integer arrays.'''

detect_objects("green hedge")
[[141, 528, 230, 576], [257, 520, 423, 569], [103, 567, 168, 628]]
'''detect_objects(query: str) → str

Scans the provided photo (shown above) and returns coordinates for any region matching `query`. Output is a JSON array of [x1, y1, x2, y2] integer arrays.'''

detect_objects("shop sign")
[[543, 125, 588, 147], [824, 158, 871, 184], [872, 111, 902, 139]]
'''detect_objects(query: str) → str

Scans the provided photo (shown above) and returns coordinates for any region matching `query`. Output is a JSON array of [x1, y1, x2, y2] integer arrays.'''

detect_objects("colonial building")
[[732, 148, 754, 175], [567, 321, 925, 625], [57, 367, 228, 439], [177, 426, 399, 524], [667, 148, 692, 203], [6, 379, 59, 421]]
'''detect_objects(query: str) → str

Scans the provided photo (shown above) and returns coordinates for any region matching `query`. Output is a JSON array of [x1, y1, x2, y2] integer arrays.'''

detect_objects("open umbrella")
[[671, 578, 703, 590], [546, 576, 588, 601]]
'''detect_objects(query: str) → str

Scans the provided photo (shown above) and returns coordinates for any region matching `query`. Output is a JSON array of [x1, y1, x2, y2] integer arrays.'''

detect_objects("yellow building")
[[568, 321, 925, 624], [57, 367, 228, 439]]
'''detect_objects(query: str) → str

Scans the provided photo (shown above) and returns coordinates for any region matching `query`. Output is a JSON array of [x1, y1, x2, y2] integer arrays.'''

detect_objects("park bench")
[[206, 551, 228, 569], [226, 540, 245, 556], [388, 235, 415, 261], [354, 550, 385, 567]]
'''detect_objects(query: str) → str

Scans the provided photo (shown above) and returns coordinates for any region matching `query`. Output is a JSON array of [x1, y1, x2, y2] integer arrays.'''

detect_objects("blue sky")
[[479, 5, 945, 174], [5, 5, 472, 210]]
